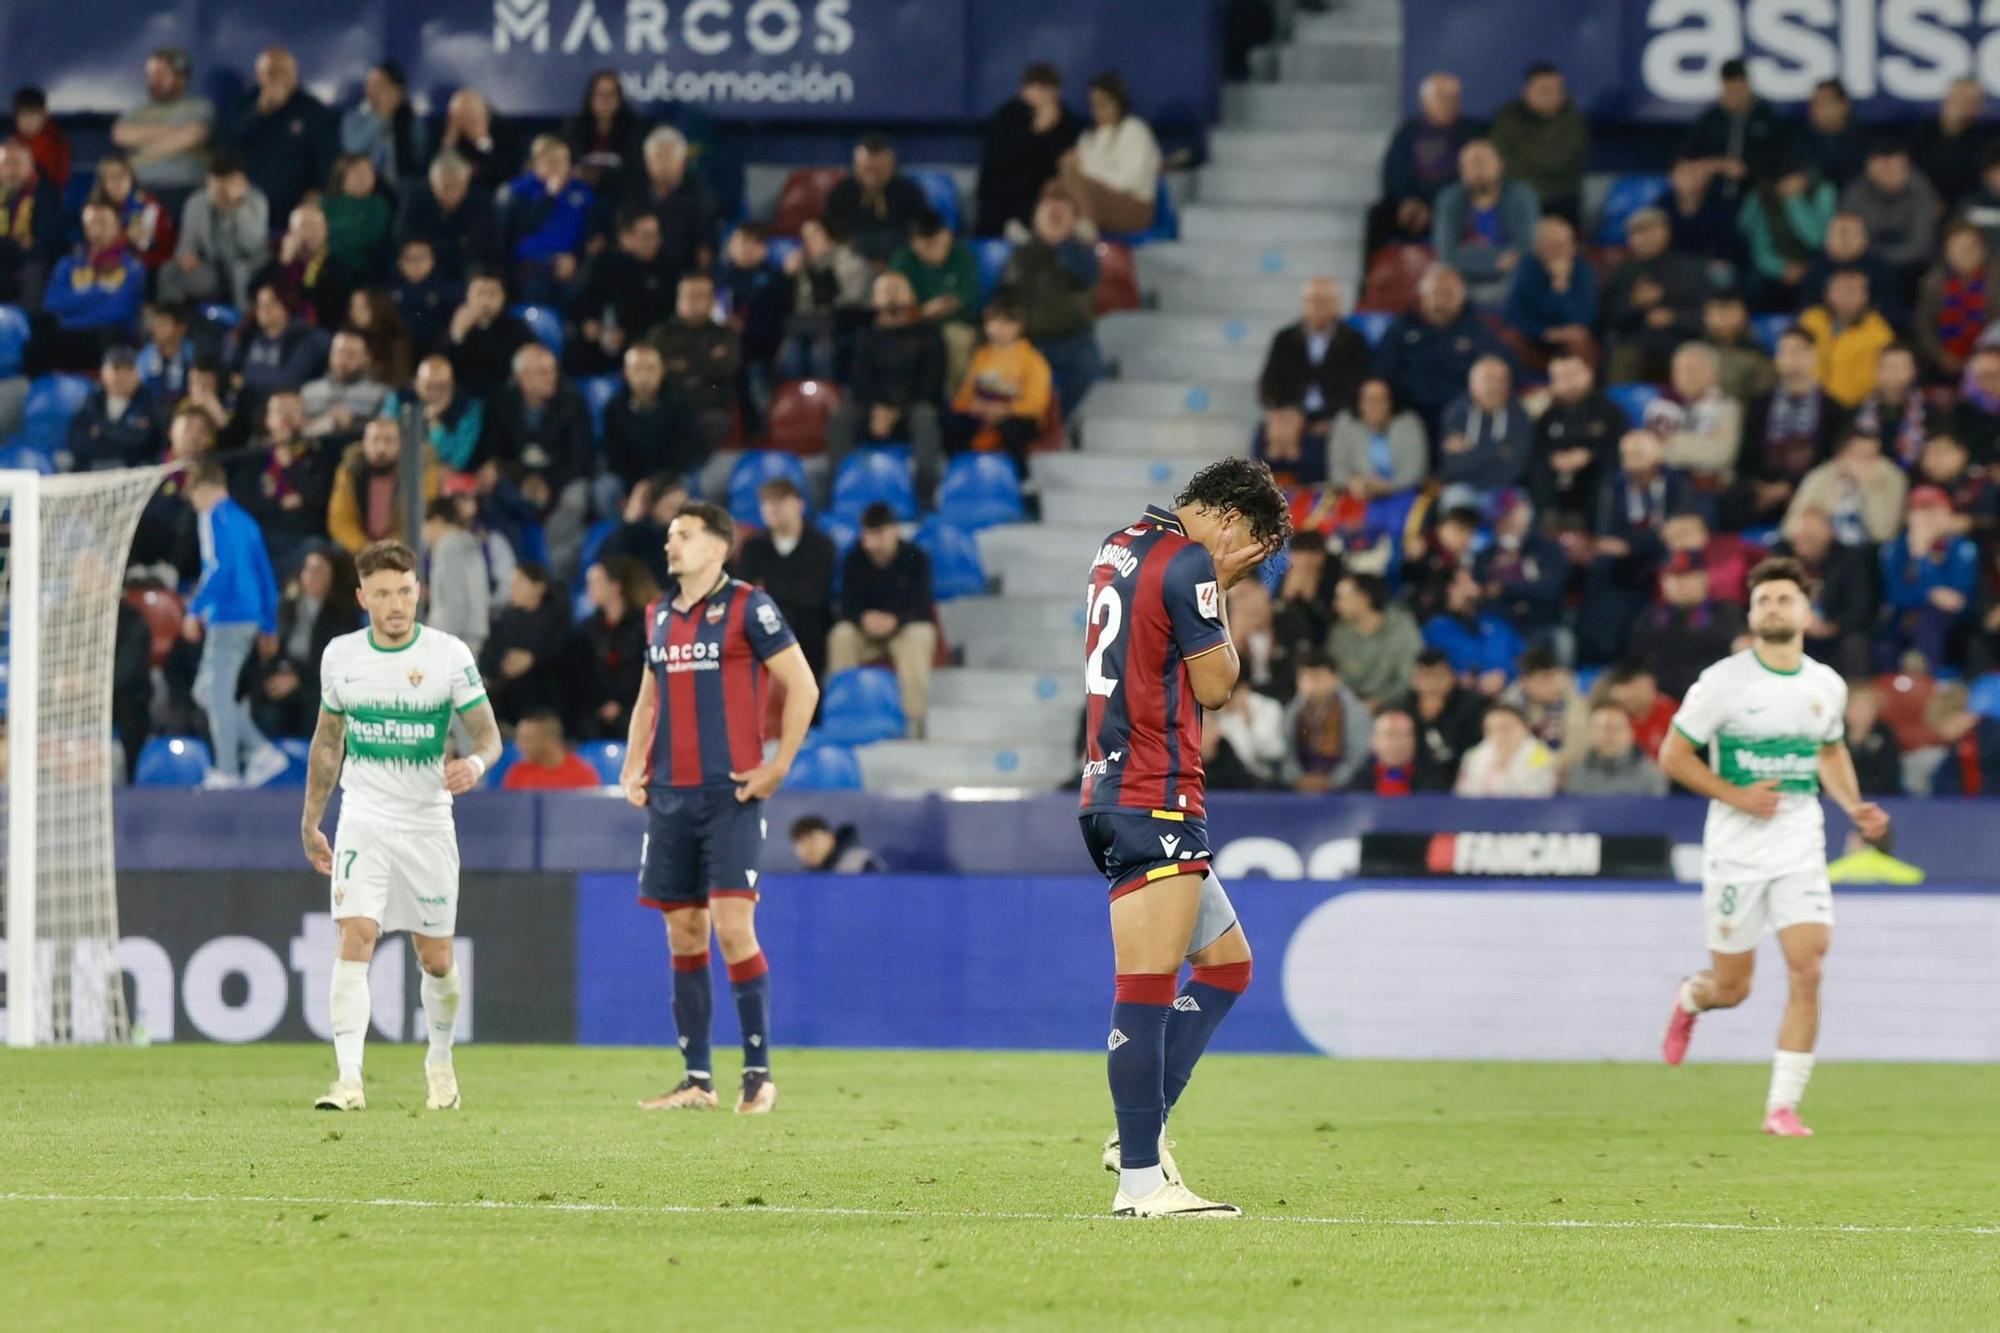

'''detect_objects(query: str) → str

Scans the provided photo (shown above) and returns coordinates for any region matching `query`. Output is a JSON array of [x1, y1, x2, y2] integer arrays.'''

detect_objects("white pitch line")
[[2, 1192, 1996, 1237]]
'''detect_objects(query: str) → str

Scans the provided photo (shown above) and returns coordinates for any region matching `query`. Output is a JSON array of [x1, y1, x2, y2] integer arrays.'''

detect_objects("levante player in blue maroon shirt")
[[1079, 458, 1290, 1217], [619, 501, 820, 1115]]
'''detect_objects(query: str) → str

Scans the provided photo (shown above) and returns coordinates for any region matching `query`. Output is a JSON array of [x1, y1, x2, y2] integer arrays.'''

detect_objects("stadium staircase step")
[[1075, 378, 1260, 420], [1033, 451, 1242, 494], [927, 701, 1084, 745], [929, 667, 1082, 711], [1080, 413, 1255, 457], [1205, 126, 1391, 167], [1150, 271, 1326, 318], [1133, 240, 1354, 283], [1221, 83, 1401, 132], [1198, 164, 1383, 209], [855, 738, 1077, 793], [1179, 203, 1365, 246]]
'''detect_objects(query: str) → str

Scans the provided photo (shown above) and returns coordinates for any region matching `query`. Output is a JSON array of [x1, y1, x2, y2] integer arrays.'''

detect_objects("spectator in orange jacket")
[[944, 295, 1052, 480], [501, 709, 603, 790]]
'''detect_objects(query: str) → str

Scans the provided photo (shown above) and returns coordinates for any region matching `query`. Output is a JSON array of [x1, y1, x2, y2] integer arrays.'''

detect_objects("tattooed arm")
[[301, 706, 347, 873], [443, 698, 503, 795]]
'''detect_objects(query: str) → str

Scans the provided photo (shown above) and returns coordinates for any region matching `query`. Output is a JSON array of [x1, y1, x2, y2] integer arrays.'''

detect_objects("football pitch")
[[4, 1047, 1996, 1331]]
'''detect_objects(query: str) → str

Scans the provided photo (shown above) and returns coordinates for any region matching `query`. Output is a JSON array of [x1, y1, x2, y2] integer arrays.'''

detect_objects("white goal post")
[[2, 465, 169, 1047]]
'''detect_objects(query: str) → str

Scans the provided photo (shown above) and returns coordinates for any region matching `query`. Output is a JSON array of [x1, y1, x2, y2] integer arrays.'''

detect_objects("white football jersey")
[[320, 623, 486, 829], [1669, 648, 1847, 880]]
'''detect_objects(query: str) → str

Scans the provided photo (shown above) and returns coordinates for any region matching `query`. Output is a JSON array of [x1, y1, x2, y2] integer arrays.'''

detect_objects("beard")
[[1754, 620, 1802, 644]]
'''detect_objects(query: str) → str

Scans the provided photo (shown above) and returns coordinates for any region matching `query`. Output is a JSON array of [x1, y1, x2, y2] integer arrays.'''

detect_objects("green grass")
[[2, 1047, 1996, 1331]]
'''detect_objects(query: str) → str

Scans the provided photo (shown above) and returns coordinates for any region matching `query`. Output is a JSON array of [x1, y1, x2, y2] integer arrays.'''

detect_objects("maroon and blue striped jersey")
[[1079, 504, 1229, 818], [644, 577, 797, 789]]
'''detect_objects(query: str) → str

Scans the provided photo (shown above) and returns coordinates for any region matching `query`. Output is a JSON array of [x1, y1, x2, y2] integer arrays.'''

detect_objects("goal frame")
[[4, 467, 41, 1047]]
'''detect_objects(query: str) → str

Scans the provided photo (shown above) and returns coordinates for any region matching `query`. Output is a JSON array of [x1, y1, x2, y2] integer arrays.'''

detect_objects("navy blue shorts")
[[638, 786, 766, 912], [1078, 810, 1213, 901]]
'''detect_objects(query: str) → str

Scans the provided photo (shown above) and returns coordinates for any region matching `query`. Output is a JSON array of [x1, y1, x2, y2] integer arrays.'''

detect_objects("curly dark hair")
[[1173, 458, 1293, 553]]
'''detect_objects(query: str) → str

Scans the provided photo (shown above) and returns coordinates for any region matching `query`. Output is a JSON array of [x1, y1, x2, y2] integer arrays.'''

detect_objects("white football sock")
[[1767, 1050, 1815, 1111], [1677, 979, 1704, 1014], [1119, 1164, 1166, 1199], [330, 958, 371, 1084], [420, 963, 462, 1066]]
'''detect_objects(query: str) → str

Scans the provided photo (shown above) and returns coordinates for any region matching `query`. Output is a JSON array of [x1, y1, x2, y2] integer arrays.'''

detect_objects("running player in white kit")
[[1656, 556, 1889, 1137], [300, 540, 503, 1112]]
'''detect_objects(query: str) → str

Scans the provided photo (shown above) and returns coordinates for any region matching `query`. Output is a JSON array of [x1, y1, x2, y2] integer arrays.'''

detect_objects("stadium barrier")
[[10, 873, 1996, 1062], [113, 790, 2000, 881]]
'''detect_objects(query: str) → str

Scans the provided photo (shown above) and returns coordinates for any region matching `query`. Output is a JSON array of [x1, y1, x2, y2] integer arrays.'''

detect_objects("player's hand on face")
[[1851, 801, 1890, 843], [729, 762, 786, 803], [302, 825, 334, 875], [1734, 778, 1783, 819], [441, 758, 482, 795], [1214, 532, 1272, 590]]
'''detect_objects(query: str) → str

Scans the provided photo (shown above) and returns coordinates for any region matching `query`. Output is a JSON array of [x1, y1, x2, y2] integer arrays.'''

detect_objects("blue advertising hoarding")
[[5, 0, 1218, 124], [1405, 0, 2000, 123]]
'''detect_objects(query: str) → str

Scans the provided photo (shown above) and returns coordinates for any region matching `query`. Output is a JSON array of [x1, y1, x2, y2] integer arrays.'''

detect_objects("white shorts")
[[332, 816, 461, 937], [1704, 869, 1834, 953]]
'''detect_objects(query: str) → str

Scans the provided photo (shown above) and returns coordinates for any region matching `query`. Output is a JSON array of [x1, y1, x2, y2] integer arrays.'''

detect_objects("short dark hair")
[[466, 265, 507, 291], [1343, 571, 1389, 612], [1415, 646, 1453, 670], [1720, 58, 1749, 81], [860, 501, 900, 531], [399, 234, 434, 254], [1440, 505, 1483, 530], [516, 560, 551, 587], [1289, 530, 1328, 555], [983, 294, 1022, 324], [149, 301, 191, 327], [1021, 61, 1062, 89], [858, 132, 894, 156], [909, 208, 948, 239], [13, 87, 47, 113], [425, 495, 461, 525], [758, 476, 803, 502], [1815, 77, 1850, 101], [1747, 555, 1810, 597], [1775, 326, 1812, 352], [733, 220, 768, 244], [1868, 134, 1907, 159], [1518, 645, 1561, 677], [1295, 645, 1335, 674], [206, 149, 245, 179], [356, 540, 418, 579], [1524, 60, 1559, 80], [616, 207, 658, 234], [519, 707, 564, 734], [1173, 457, 1292, 554], [1088, 71, 1132, 117], [676, 499, 734, 546], [790, 815, 832, 840]]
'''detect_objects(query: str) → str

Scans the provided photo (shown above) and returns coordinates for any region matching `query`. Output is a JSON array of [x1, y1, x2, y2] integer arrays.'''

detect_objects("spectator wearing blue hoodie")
[[1375, 263, 1510, 437], [1880, 485, 1979, 670], [1501, 215, 1599, 363], [38, 201, 148, 371], [185, 460, 286, 789], [499, 135, 597, 305], [1424, 566, 1525, 694]]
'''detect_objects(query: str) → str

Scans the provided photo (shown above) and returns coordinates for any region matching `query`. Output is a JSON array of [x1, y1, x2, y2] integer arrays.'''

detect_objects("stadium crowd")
[[6, 43, 2000, 798], [0, 48, 1172, 786], [1224, 58, 2000, 800]]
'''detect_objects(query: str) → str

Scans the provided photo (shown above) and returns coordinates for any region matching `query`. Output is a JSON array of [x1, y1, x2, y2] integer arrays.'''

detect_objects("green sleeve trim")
[[1670, 721, 1706, 748], [321, 702, 344, 716], [454, 692, 488, 714]]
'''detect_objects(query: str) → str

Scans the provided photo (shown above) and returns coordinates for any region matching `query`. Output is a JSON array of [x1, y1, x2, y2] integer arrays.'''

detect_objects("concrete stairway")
[[845, 0, 1403, 793]]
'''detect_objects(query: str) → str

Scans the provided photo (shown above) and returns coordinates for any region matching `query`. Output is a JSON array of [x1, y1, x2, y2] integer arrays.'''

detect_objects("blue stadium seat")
[[0, 443, 57, 474], [784, 742, 863, 791], [832, 447, 917, 524], [1607, 382, 1661, 427], [579, 375, 620, 437], [1345, 310, 1393, 347], [576, 740, 626, 784], [135, 736, 213, 787], [766, 236, 801, 272], [17, 374, 92, 451], [511, 304, 565, 358], [0, 305, 27, 377], [199, 303, 241, 331], [974, 238, 1012, 301], [1970, 674, 2000, 720], [935, 452, 1023, 530], [914, 517, 986, 601], [1751, 314, 1794, 355], [61, 168, 97, 223], [907, 168, 962, 234], [728, 450, 811, 528], [1594, 173, 1669, 246], [263, 737, 312, 788], [822, 512, 859, 604], [817, 667, 905, 745]]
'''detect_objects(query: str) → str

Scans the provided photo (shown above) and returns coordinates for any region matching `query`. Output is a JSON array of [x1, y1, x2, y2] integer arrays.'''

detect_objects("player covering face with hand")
[[300, 540, 504, 1112], [1078, 458, 1291, 1217], [1656, 557, 1889, 1137]]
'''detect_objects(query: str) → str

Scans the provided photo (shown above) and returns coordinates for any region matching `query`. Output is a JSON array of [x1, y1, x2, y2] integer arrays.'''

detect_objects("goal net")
[[2, 465, 170, 1046]]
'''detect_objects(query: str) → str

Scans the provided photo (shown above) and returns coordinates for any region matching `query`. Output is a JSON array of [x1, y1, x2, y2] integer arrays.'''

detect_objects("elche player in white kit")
[[299, 540, 504, 1111], [1655, 556, 1889, 1136]]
